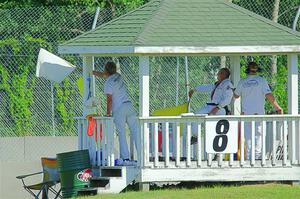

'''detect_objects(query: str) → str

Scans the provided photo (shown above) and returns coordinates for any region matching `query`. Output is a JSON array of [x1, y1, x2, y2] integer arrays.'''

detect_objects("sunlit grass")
[[77, 184, 300, 199]]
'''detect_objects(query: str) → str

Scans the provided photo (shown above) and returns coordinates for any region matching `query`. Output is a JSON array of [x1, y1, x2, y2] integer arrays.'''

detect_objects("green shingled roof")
[[59, 0, 300, 55]]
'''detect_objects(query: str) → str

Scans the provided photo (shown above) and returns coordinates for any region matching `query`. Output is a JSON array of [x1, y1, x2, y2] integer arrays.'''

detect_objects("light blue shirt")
[[235, 75, 271, 114], [104, 73, 130, 113]]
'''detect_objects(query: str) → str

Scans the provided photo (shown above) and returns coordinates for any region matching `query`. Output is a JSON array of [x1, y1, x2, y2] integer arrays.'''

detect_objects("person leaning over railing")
[[234, 61, 283, 160], [189, 68, 234, 144], [93, 61, 139, 166]]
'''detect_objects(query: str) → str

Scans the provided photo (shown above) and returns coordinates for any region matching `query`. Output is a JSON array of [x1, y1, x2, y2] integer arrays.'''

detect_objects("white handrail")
[[76, 116, 115, 167], [75, 114, 300, 170], [139, 114, 300, 169]]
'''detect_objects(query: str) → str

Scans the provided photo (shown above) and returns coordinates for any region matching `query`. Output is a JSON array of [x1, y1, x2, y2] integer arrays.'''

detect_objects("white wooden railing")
[[76, 115, 300, 171], [139, 115, 300, 169], [76, 116, 115, 167]]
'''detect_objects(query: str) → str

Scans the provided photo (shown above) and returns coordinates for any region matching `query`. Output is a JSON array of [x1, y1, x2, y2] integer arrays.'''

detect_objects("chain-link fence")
[[0, 1, 299, 137]]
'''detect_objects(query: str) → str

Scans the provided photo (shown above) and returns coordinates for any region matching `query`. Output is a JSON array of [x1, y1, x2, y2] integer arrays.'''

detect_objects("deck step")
[[90, 177, 110, 188], [101, 167, 123, 177], [77, 188, 98, 196]]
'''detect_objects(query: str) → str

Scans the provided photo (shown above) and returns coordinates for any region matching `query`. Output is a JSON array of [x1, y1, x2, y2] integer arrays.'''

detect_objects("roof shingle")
[[59, 0, 300, 54]]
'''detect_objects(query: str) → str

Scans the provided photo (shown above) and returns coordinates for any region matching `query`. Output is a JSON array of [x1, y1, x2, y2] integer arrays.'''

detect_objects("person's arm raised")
[[93, 70, 107, 78]]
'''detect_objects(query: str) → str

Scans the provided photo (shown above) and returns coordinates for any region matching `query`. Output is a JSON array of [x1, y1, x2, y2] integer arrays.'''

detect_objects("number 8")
[[213, 120, 229, 152]]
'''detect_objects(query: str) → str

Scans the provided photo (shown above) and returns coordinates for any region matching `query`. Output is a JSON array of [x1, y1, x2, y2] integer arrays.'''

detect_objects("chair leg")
[[42, 187, 48, 199], [24, 187, 40, 199], [54, 188, 62, 199]]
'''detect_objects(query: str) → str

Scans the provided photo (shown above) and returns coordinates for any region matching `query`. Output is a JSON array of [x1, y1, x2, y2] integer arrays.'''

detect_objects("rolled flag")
[[36, 48, 76, 83]]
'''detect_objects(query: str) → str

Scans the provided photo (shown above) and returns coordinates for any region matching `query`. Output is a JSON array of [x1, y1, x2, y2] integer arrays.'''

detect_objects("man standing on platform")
[[93, 61, 139, 166], [234, 61, 283, 160]]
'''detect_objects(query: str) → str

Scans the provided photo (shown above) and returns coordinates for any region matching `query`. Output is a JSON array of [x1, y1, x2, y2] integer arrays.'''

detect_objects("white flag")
[[36, 48, 76, 83]]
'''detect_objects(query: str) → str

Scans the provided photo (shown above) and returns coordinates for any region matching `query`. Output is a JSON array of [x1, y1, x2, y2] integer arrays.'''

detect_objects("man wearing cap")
[[234, 61, 283, 160]]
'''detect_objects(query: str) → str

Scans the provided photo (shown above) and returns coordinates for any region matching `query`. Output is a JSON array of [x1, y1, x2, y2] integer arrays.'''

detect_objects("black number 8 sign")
[[213, 119, 230, 152]]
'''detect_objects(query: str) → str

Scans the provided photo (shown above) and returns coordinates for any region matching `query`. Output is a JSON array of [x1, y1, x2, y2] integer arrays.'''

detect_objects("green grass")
[[77, 184, 300, 199]]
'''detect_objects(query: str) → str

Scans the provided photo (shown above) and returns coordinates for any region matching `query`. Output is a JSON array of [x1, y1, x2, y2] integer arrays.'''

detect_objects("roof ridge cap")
[[223, 1, 300, 38], [134, 0, 168, 45], [61, 1, 159, 46]]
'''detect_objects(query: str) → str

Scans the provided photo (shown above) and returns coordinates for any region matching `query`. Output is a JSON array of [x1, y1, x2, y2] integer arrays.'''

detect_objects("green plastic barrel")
[[57, 150, 91, 198]]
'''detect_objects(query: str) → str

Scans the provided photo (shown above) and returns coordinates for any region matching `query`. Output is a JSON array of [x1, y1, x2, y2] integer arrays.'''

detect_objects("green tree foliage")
[[233, 0, 300, 30], [0, 0, 147, 9], [0, 0, 298, 137], [55, 78, 75, 134], [0, 36, 49, 135], [0, 1, 148, 136]]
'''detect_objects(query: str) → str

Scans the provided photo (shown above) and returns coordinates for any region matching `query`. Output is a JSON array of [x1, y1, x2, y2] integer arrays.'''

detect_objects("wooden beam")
[[230, 56, 241, 115], [82, 56, 95, 113], [288, 54, 298, 115], [140, 167, 300, 182], [59, 45, 300, 56], [139, 56, 150, 117]]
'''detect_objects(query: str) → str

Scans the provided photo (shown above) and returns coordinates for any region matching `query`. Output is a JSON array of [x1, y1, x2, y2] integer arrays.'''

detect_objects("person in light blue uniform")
[[234, 62, 283, 160], [93, 61, 139, 165]]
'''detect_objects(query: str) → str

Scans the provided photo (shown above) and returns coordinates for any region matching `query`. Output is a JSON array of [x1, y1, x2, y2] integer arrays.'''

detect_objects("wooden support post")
[[139, 56, 150, 117], [82, 56, 95, 102], [81, 56, 94, 150], [139, 182, 150, 191], [288, 54, 299, 165], [229, 56, 241, 115], [139, 56, 150, 190], [288, 54, 298, 115]]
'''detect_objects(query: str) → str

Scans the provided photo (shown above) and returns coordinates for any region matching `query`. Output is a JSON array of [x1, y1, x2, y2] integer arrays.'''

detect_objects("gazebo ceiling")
[[59, 0, 300, 55]]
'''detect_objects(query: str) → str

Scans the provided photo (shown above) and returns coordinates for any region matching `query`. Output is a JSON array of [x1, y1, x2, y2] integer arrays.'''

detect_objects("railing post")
[[154, 122, 159, 167], [165, 122, 170, 167], [262, 121, 266, 166], [272, 121, 277, 166], [83, 119, 88, 150], [96, 119, 101, 166], [298, 120, 300, 165], [240, 120, 245, 166], [144, 122, 150, 167], [102, 120, 107, 166], [175, 122, 181, 167], [186, 122, 191, 167], [283, 121, 288, 166], [292, 119, 296, 165], [108, 118, 115, 166], [197, 123, 202, 167], [139, 121, 144, 167], [251, 121, 255, 166]]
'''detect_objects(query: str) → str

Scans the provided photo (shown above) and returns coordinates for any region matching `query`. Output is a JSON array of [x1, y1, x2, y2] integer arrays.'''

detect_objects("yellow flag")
[[152, 103, 188, 116], [152, 103, 189, 136]]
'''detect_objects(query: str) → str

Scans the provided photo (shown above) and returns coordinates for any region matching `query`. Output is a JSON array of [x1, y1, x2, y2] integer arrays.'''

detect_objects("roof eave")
[[58, 45, 135, 55], [58, 45, 300, 56], [135, 46, 300, 55]]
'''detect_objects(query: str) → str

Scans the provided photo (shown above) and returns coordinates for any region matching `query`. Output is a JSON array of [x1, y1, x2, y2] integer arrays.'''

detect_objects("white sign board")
[[205, 119, 238, 153]]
